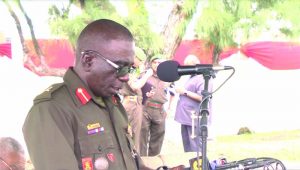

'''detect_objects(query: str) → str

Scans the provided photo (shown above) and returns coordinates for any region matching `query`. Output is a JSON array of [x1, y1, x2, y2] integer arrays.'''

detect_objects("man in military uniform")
[[140, 55, 175, 157], [119, 47, 153, 153], [23, 19, 190, 170], [23, 19, 147, 170]]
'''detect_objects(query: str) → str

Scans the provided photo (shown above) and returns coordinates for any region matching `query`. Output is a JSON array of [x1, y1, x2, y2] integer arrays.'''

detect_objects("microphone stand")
[[198, 70, 214, 170]]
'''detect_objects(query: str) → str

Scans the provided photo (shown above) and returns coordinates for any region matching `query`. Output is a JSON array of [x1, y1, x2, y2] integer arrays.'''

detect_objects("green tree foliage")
[[124, 0, 163, 56], [48, 0, 163, 57], [195, 0, 300, 63], [48, 0, 122, 46], [195, 0, 236, 63], [48, 0, 200, 59], [176, 0, 199, 38], [273, 0, 300, 37]]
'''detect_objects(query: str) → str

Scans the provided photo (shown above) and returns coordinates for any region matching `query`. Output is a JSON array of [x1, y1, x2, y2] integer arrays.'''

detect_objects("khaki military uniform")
[[119, 81, 143, 153], [23, 68, 141, 170], [140, 74, 170, 156]]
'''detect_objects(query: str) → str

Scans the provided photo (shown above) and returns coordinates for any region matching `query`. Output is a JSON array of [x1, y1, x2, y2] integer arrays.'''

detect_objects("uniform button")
[[98, 146, 102, 152]]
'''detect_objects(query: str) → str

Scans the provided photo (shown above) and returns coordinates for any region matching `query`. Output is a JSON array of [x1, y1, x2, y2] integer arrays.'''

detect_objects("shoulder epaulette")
[[33, 83, 64, 104]]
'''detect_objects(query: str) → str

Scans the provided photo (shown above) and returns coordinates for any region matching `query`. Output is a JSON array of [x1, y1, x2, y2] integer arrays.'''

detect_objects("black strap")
[[132, 149, 140, 170]]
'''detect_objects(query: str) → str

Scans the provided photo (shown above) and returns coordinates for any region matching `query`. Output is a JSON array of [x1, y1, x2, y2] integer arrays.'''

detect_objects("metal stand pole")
[[198, 70, 214, 170]]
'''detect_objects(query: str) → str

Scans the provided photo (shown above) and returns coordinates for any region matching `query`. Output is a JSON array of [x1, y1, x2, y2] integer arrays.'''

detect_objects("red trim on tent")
[[173, 39, 214, 65], [24, 39, 74, 69], [0, 43, 12, 59], [220, 41, 300, 70]]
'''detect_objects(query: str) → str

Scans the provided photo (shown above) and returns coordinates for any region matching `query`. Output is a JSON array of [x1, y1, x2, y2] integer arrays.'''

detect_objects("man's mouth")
[[112, 86, 121, 93]]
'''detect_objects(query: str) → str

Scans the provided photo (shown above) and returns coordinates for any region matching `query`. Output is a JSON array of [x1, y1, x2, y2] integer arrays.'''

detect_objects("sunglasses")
[[81, 50, 136, 77]]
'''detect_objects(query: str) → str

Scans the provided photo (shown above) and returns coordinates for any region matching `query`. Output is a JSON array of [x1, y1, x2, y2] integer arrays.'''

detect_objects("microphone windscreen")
[[157, 60, 180, 82]]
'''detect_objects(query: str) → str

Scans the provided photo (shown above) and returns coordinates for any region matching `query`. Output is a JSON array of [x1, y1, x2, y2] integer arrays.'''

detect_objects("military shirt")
[[143, 74, 170, 106], [23, 68, 140, 170]]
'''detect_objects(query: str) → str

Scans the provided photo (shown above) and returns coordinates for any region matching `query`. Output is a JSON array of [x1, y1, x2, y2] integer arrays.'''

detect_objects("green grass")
[[25, 129, 300, 169], [207, 129, 300, 162]]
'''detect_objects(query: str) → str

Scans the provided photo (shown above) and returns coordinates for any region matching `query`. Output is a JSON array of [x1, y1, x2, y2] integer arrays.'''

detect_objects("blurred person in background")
[[119, 47, 153, 153], [174, 54, 213, 152], [0, 137, 26, 170], [140, 54, 175, 156]]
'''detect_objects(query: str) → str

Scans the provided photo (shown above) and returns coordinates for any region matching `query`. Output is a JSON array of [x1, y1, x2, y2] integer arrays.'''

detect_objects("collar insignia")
[[76, 87, 91, 105]]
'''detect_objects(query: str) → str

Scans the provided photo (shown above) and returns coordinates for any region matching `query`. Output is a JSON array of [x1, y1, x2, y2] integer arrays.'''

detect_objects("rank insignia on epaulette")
[[82, 157, 93, 170], [44, 86, 53, 92], [76, 87, 91, 105]]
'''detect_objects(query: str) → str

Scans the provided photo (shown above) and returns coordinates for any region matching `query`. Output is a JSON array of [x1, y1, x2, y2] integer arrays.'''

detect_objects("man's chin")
[[96, 88, 119, 97], [104, 91, 118, 97]]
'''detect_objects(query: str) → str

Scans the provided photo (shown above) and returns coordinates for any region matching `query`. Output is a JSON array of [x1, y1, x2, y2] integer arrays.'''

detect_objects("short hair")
[[76, 19, 134, 61], [0, 137, 24, 156], [184, 54, 200, 65]]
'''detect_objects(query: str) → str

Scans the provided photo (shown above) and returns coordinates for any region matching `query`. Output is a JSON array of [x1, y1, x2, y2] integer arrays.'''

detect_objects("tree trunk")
[[17, 0, 43, 57], [160, 0, 199, 59], [160, 1, 184, 59], [4, 0, 65, 76], [78, 0, 85, 9], [3, 0, 28, 54]]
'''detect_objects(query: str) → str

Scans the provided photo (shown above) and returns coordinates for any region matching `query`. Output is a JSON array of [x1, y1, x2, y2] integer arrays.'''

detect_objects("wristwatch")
[[183, 91, 188, 96]]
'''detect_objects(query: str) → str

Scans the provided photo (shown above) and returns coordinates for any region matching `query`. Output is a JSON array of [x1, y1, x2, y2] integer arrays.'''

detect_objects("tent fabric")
[[174, 40, 300, 70], [4, 39, 300, 76], [0, 43, 12, 59], [172, 39, 214, 65], [220, 41, 300, 70], [24, 39, 74, 69]]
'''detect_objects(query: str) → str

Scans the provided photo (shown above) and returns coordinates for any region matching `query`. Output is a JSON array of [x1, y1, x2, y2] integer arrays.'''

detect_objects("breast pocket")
[[79, 132, 118, 170], [79, 131, 114, 157]]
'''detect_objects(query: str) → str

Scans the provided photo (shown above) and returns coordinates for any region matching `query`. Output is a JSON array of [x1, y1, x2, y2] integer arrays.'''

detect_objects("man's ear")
[[81, 53, 94, 71]]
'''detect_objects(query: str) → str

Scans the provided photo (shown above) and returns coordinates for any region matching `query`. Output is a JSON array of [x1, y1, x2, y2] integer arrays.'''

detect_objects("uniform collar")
[[63, 68, 106, 107]]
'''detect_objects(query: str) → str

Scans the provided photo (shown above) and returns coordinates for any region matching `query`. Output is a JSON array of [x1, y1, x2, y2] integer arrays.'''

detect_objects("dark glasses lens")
[[117, 66, 136, 77]]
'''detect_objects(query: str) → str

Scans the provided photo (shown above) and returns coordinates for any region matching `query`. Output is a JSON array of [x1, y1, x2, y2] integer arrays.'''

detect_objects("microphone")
[[157, 60, 233, 82]]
